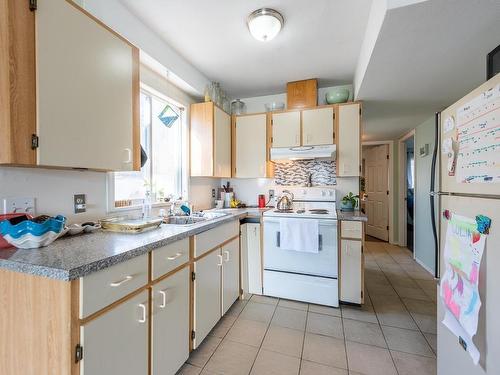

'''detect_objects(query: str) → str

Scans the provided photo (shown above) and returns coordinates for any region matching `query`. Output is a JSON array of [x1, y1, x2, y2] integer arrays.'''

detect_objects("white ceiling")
[[119, 0, 372, 98], [357, 0, 500, 140]]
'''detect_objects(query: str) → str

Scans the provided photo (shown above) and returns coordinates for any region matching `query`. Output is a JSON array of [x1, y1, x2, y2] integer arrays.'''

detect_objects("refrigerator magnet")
[[444, 116, 455, 133]]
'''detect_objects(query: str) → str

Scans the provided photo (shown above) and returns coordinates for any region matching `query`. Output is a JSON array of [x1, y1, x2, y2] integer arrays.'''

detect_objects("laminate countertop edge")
[[0, 208, 269, 281]]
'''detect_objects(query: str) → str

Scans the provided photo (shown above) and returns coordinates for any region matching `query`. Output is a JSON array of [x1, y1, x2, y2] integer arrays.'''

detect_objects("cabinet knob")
[[138, 303, 147, 323], [158, 290, 167, 308]]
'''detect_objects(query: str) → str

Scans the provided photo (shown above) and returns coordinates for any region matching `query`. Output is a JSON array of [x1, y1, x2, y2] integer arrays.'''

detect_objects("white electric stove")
[[263, 186, 339, 307]]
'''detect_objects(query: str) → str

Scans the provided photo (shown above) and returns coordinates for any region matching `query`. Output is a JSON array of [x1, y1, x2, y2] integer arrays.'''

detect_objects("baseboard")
[[415, 257, 434, 276]]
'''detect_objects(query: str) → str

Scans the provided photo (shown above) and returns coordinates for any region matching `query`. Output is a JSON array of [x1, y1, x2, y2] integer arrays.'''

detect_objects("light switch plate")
[[2, 197, 36, 215], [74, 194, 86, 214]]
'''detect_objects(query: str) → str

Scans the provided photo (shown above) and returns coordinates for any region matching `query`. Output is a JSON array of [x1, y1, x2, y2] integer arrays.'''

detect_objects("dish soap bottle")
[[142, 191, 152, 219]]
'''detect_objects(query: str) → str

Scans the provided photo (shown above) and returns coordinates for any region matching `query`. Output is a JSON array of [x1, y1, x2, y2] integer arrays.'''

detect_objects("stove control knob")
[[329, 191, 334, 196], [321, 191, 326, 196]]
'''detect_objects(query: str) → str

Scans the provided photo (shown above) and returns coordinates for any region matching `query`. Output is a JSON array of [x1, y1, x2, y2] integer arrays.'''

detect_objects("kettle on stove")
[[275, 190, 294, 211]]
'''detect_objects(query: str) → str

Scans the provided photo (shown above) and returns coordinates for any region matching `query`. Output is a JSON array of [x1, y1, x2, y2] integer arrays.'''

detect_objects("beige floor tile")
[[393, 285, 431, 301], [226, 299, 248, 317], [341, 305, 378, 324], [366, 283, 399, 297], [307, 312, 344, 339], [343, 319, 387, 348], [176, 363, 202, 375], [308, 303, 342, 317], [402, 298, 436, 316], [204, 339, 258, 375], [278, 298, 308, 311], [405, 270, 435, 280], [226, 318, 268, 347], [411, 312, 437, 334], [261, 325, 304, 358], [302, 333, 347, 369], [382, 326, 435, 357], [209, 314, 237, 338], [187, 335, 222, 367], [387, 276, 419, 289], [240, 301, 276, 323], [300, 360, 348, 375], [345, 341, 397, 375], [251, 294, 279, 305], [271, 306, 307, 330], [423, 333, 437, 353], [391, 350, 437, 375], [250, 349, 300, 375]]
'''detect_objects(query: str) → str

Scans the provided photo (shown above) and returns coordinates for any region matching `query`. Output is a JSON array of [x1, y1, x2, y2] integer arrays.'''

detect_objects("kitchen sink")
[[163, 211, 229, 226]]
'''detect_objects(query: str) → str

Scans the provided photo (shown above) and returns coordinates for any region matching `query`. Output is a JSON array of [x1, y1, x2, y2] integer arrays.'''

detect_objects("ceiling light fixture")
[[247, 8, 284, 42]]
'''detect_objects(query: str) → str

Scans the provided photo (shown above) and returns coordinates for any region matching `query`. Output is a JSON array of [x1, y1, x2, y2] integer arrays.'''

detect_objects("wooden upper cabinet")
[[287, 79, 317, 109], [302, 107, 334, 146], [190, 102, 231, 177], [0, 0, 140, 171], [234, 114, 269, 178], [336, 102, 361, 177], [271, 111, 301, 148]]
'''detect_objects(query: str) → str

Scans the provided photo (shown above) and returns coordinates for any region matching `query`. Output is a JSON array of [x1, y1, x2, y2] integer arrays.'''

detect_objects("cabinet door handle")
[[138, 303, 147, 323], [158, 290, 167, 308], [224, 250, 230, 262], [110, 275, 133, 287], [124, 148, 132, 164], [167, 252, 183, 261], [217, 254, 223, 266]]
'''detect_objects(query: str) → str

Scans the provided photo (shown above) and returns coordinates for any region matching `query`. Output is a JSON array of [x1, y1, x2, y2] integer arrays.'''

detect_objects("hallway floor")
[[179, 238, 437, 375]]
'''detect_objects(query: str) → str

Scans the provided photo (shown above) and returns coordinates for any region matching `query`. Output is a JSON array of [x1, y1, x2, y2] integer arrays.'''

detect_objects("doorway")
[[362, 144, 390, 241], [404, 137, 415, 251]]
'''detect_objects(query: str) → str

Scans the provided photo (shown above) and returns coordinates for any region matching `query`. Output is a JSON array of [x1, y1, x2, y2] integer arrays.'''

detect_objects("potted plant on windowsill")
[[340, 192, 359, 211]]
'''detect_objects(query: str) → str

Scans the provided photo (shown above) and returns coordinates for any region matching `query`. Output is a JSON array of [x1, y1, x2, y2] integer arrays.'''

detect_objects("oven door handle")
[[276, 232, 323, 251]]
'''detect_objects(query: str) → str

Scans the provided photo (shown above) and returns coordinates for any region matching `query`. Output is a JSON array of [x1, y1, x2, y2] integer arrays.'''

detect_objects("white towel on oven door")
[[279, 218, 319, 253]]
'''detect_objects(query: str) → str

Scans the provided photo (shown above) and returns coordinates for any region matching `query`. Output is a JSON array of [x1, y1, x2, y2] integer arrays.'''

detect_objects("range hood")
[[270, 144, 336, 162]]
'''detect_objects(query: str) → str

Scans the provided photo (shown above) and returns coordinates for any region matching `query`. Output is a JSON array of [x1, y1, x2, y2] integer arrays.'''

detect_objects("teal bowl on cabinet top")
[[325, 88, 350, 104]]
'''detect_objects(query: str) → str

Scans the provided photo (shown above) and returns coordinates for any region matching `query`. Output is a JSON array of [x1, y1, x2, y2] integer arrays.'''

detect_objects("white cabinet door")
[[36, 0, 138, 171], [247, 223, 262, 295], [152, 268, 189, 375], [272, 111, 301, 148], [302, 107, 334, 146], [337, 103, 360, 176], [340, 239, 363, 304], [235, 114, 267, 178], [222, 238, 240, 315], [194, 250, 221, 348], [214, 106, 231, 178], [81, 291, 148, 375]]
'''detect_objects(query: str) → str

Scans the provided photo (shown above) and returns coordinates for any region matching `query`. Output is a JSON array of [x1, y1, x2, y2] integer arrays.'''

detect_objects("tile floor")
[[178, 238, 437, 375]]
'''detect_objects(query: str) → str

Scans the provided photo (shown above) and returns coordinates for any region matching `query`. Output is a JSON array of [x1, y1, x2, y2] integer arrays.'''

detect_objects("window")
[[112, 87, 186, 209]]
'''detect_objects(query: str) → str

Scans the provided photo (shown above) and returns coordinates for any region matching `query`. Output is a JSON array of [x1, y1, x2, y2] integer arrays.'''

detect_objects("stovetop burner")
[[309, 209, 329, 214]]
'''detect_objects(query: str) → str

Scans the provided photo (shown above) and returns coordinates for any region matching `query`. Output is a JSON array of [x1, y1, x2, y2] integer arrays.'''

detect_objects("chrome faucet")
[[306, 172, 313, 187]]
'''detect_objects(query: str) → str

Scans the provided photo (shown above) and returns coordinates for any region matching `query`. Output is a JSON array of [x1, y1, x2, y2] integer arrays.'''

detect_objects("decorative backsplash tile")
[[274, 160, 336, 186]]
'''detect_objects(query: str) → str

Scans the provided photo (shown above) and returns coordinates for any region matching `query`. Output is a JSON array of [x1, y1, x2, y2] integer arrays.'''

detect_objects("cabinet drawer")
[[80, 254, 148, 318], [193, 220, 239, 258], [341, 221, 363, 239], [152, 238, 189, 280]]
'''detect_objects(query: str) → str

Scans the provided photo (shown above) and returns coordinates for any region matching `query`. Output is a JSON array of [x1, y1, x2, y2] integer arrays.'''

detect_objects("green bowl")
[[325, 88, 350, 104]]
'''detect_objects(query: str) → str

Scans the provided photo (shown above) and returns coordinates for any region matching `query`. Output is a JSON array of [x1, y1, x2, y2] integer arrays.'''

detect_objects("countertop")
[[0, 208, 269, 281], [336, 209, 368, 222]]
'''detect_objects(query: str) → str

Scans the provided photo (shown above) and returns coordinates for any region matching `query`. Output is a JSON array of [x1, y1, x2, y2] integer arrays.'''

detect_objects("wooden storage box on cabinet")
[[0, 0, 141, 171], [190, 102, 231, 177], [287, 79, 318, 109]]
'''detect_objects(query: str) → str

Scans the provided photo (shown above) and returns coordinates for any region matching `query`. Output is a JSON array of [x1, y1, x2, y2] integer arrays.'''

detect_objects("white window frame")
[[107, 83, 188, 213]]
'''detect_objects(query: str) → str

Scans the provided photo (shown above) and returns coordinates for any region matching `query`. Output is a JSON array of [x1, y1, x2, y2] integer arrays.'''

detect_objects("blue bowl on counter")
[[0, 215, 66, 249]]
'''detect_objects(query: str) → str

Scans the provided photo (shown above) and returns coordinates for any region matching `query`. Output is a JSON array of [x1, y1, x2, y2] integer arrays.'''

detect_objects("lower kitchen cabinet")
[[222, 238, 240, 315], [152, 268, 190, 375], [81, 290, 149, 375], [194, 250, 222, 348], [241, 223, 262, 297], [340, 239, 363, 304]]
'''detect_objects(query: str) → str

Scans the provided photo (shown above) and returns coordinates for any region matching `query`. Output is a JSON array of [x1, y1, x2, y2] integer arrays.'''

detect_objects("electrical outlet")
[[212, 189, 216, 198], [269, 189, 275, 200], [74, 194, 86, 214], [2, 197, 35, 215]]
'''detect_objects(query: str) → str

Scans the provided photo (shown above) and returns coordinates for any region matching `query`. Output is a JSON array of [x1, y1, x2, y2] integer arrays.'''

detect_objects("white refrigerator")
[[436, 73, 500, 374]]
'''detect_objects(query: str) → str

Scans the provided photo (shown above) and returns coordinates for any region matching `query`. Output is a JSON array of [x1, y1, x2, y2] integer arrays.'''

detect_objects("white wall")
[[225, 178, 275, 207]]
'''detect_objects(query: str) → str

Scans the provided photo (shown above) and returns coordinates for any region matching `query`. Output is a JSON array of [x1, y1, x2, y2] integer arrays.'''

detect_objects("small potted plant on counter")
[[340, 192, 359, 211]]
